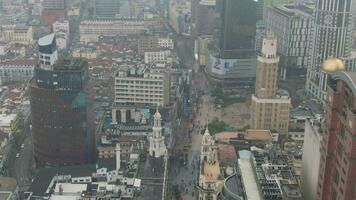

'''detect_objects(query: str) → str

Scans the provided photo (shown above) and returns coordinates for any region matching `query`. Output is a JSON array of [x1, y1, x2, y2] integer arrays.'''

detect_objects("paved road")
[[13, 133, 33, 191], [170, 62, 219, 199]]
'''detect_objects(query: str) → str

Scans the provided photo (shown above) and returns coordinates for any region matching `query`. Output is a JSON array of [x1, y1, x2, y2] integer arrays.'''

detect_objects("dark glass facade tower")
[[30, 59, 94, 166], [217, 0, 258, 59]]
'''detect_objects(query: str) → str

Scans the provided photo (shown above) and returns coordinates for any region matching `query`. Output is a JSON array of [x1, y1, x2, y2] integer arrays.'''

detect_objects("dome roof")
[[321, 58, 345, 73]]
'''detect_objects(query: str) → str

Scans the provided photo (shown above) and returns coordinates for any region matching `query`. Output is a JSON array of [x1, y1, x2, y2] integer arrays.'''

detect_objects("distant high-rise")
[[250, 32, 291, 133], [193, 0, 216, 35], [317, 66, 356, 200], [217, 0, 257, 59], [94, 0, 120, 19], [41, 0, 67, 26], [42, 0, 66, 10], [205, 0, 258, 87], [306, 0, 354, 102], [30, 34, 94, 166]]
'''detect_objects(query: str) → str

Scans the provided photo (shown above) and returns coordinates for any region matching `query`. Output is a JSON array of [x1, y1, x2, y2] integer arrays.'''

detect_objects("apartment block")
[[114, 63, 170, 107]]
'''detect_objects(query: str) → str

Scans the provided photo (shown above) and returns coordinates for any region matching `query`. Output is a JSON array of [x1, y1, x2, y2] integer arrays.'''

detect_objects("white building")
[[0, 25, 33, 45], [52, 20, 69, 34], [267, 4, 313, 69], [38, 33, 58, 70], [114, 64, 170, 107], [158, 37, 174, 50], [53, 20, 70, 51], [198, 127, 222, 200], [144, 50, 172, 64], [149, 108, 166, 158], [301, 119, 322, 200], [79, 20, 147, 43], [0, 59, 35, 85]]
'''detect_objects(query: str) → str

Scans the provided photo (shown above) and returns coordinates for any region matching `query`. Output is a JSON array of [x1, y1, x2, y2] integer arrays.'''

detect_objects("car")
[[21, 144, 24, 148], [16, 153, 20, 158]]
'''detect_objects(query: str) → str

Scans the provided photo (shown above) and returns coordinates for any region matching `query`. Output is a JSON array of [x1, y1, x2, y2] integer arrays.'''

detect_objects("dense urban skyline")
[[0, 0, 355, 199]]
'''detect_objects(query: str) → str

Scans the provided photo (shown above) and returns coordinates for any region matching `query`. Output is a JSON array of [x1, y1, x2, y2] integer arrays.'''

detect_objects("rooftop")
[[54, 183, 87, 194], [0, 177, 17, 191], [38, 33, 55, 46], [245, 129, 272, 141], [52, 58, 87, 71], [238, 151, 262, 200], [28, 164, 96, 197]]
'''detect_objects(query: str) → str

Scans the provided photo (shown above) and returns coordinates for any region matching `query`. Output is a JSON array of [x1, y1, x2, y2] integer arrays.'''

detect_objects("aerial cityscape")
[[0, 0, 355, 199]]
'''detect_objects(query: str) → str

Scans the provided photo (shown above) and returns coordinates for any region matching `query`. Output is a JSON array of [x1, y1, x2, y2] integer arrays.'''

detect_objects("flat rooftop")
[[238, 151, 262, 200], [38, 33, 55, 46], [245, 129, 272, 141], [54, 183, 87, 194], [0, 177, 17, 191]]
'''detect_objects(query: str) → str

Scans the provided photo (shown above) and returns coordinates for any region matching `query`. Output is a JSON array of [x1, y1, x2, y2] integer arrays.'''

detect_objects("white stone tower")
[[200, 126, 218, 164], [149, 108, 166, 158]]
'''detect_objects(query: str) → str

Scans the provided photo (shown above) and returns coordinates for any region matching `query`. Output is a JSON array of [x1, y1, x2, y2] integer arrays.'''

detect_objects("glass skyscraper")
[[217, 0, 258, 59], [30, 36, 94, 166]]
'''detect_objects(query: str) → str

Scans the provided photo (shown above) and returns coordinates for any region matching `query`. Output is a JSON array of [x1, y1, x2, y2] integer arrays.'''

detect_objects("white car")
[[21, 144, 24, 148], [16, 153, 20, 158]]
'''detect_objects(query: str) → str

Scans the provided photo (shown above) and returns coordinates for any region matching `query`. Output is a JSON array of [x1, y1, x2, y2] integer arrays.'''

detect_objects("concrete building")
[[52, 20, 69, 33], [197, 35, 212, 66], [197, 127, 223, 200], [316, 66, 356, 200], [79, 20, 147, 43], [138, 35, 174, 55], [250, 33, 291, 133], [301, 119, 321, 200], [260, 0, 295, 20], [113, 63, 170, 108], [306, 0, 354, 102], [149, 108, 166, 158], [72, 46, 98, 60], [144, 50, 172, 64], [0, 59, 35, 85], [0, 177, 19, 200], [53, 20, 70, 51], [38, 33, 58, 70], [94, 0, 120, 19], [267, 4, 313, 69], [1, 25, 33, 45], [42, 0, 65, 10]]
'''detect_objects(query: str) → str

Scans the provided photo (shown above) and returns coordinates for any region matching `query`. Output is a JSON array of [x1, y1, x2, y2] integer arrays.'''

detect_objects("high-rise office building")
[[30, 34, 94, 166], [205, 0, 259, 87], [94, 0, 120, 19], [306, 0, 354, 102], [217, 0, 257, 59], [250, 32, 291, 133], [267, 4, 313, 69], [317, 62, 356, 200]]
